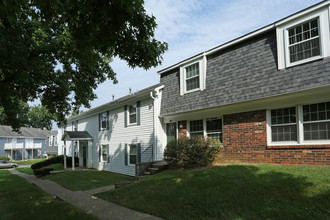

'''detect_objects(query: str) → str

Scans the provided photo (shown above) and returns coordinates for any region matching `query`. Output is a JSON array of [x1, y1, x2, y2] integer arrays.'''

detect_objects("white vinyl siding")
[[75, 98, 155, 176]]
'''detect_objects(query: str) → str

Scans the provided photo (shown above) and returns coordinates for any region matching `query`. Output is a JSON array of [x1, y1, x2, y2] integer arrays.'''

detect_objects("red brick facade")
[[222, 110, 330, 166], [178, 121, 187, 139]]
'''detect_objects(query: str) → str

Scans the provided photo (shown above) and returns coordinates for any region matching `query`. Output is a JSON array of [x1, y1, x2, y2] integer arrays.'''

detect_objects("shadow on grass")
[[97, 165, 330, 220]]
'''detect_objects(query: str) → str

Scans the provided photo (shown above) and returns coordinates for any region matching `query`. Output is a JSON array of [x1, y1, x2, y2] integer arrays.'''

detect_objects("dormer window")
[[179, 56, 207, 95], [288, 18, 320, 63], [276, 6, 330, 69], [185, 63, 200, 91]]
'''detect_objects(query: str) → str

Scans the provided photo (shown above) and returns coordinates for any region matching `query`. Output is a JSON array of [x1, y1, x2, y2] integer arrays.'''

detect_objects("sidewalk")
[[10, 169, 162, 220]]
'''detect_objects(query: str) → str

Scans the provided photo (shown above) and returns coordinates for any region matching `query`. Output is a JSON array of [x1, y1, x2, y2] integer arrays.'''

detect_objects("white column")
[[88, 141, 93, 168], [72, 141, 75, 171], [64, 145, 67, 169]]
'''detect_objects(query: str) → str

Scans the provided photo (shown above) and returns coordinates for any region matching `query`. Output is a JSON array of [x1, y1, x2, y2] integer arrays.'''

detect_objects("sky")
[[53, 0, 323, 129]]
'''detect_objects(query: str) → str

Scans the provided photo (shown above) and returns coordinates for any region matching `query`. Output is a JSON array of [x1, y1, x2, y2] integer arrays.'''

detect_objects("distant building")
[[0, 125, 57, 160]]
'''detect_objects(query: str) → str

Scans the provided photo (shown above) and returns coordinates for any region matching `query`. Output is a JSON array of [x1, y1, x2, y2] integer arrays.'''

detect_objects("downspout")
[[150, 85, 164, 161], [150, 91, 157, 161]]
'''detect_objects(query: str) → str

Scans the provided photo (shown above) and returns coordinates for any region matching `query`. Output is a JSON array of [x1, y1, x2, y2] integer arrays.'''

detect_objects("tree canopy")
[[0, 0, 168, 130], [0, 103, 55, 130]]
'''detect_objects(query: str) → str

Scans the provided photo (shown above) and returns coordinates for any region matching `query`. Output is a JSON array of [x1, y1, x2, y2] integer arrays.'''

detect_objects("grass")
[[96, 164, 330, 220], [15, 159, 46, 165], [43, 169, 135, 191], [0, 169, 97, 220], [16, 163, 64, 175], [15, 167, 34, 175]]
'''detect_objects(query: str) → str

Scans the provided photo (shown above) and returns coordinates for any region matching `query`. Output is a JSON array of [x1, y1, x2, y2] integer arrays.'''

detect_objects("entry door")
[[80, 141, 88, 167], [166, 122, 177, 143]]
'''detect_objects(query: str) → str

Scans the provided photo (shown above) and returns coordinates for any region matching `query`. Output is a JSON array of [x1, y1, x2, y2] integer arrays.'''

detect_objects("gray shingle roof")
[[0, 125, 54, 138], [68, 83, 161, 122], [62, 131, 93, 140]]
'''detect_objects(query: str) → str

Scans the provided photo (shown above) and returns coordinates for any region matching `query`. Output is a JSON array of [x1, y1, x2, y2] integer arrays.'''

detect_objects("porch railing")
[[135, 144, 154, 177]]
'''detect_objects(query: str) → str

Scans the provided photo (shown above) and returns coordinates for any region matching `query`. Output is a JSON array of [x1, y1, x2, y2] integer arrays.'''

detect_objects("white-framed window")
[[302, 102, 330, 140], [276, 7, 330, 69], [185, 63, 200, 92], [101, 144, 107, 162], [128, 144, 137, 165], [129, 104, 137, 124], [270, 107, 297, 142], [188, 117, 223, 142], [189, 120, 204, 138], [54, 137, 57, 146], [99, 112, 108, 130], [206, 118, 223, 142], [288, 18, 320, 63], [267, 101, 330, 145], [179, 56, 207, 95]]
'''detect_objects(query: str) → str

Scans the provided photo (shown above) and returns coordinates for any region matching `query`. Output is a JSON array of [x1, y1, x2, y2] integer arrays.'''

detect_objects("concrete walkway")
[[10, 169, 162, 220]]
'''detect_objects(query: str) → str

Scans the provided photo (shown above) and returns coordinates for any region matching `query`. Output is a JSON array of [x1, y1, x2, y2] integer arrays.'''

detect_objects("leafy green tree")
[[0, 100, 30, 129], [0, 102, 55, 130], [28, 105, 55, 130], [0, 0, 168, 130], [70, 109, 84, 118]]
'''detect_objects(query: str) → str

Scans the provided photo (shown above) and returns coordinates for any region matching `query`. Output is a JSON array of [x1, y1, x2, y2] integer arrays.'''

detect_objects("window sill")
[[285, 56, 323, 69], [127, 123, 137, 127], [184, 88, 201, 95], [267, 144, 330, 149]]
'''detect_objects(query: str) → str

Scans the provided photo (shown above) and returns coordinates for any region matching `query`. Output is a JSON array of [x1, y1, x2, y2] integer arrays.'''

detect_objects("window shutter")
[[98, 145, 101, 162], [137, 101, 141, 126], [124, 144, 128, 165], [124, 105, 128, 127], [107, 144, 110, 163], [107, 111, 110, 130], [137, 143, 141, 163], [98, 113, 101, 131]]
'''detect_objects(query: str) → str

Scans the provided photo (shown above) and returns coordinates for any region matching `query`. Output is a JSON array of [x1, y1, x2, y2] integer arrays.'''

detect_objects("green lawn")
[[15, 167, 34, 175], [16, 163, 64, 175], [43, 169, 135, 191], [0, 170, 96, 220], [97, 164, 330, 220], [15, 159, 46, 165]]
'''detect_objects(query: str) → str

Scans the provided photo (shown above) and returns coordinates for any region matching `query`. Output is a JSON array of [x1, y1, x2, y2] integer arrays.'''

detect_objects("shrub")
[[31, 155, 79, 170], [0, 156, 10, 161], [33, 168, 54, 177], [164, 137, 223, 168]]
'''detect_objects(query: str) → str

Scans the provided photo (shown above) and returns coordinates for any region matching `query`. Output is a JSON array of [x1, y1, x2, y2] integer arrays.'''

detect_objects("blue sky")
[[52, 0, 322, 129]]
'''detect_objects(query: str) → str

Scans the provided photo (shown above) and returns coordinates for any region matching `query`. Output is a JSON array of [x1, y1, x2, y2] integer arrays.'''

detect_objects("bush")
[[164, 137, 223, 168], [31, 155, 79, 170], [0, 156, 10, 161], [33, 168, 54, 177]]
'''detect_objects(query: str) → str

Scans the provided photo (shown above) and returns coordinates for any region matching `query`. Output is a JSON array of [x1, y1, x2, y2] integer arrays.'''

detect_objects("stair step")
[[143, 171, 151, 175]]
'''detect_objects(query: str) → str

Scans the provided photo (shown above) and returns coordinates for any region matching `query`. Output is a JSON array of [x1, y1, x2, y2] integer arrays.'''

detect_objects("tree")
[[0, 101, 30, 129], [0, 0, 168, 130], [0, 102, 55, 130], [70, 109, 84, 118], [27, 105, 55, 130]]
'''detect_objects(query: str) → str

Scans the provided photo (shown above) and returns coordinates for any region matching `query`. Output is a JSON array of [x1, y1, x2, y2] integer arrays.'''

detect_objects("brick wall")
[[222, 110, 330, 166], [178, 121, 187, 139]]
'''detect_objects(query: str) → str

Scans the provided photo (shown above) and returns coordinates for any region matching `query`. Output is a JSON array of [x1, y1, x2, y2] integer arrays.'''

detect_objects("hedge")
[[164, 137, 223, 168], [0, 156, 10, 161], [33, 168, 54, 177]]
